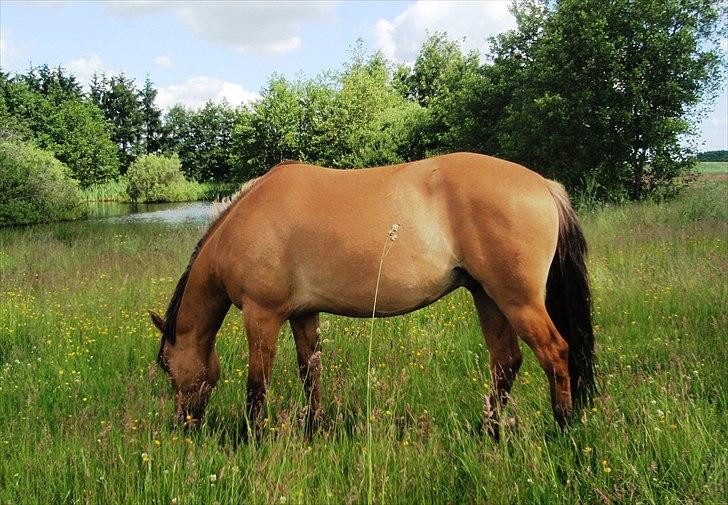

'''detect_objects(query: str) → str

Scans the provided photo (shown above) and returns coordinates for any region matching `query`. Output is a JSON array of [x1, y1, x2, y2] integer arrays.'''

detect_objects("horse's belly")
[[299, 247, 458, 318], [372, 268, 459, 316]]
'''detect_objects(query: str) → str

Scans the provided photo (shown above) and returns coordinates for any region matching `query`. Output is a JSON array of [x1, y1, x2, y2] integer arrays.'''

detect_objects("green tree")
[[163, 101, 239, 181], [100, 73, 144, 170], [126, 153, 200, 202], [485, 0, 725, 199], [139, 76, 163, 155], [0, 73, 37, 140], [41, 98, 120, 187], [231, 76, 306, 178], [394, 33, 472, 107], [0, 74, 119, 187], [321, 53, 426, 167], [0, 139, 85, 225], [697, 150, 728, 162], [21, 64, 82, 100], [395, 34, 486, 155]]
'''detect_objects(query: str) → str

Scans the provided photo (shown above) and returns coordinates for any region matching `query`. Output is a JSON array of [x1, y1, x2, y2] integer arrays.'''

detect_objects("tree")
[[21, 64, 82, 101], [41, 98, 120, 187], [0, 73, 119, 187], [484, 0, 725, 199], [394, 33, 471, 107], [230, 76, 307, 178], [163, 101, 240, 181], [88, 72, 105, 106], [100, 73, 144, 170], [139, 76, 163, 155], [320, 53, 426, 167], [0, 139, 85, 225], [697, 150, 728, 162], [395, 33, 486, 155]]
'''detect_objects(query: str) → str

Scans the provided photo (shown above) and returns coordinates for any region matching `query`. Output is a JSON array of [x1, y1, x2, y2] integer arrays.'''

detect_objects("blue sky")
[[1, 0, 725, 150]]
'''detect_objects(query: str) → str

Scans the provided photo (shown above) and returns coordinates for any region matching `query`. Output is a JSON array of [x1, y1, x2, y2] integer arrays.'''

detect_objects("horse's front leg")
[[243, 303, 284, 437], [290, 313, 323, 435]]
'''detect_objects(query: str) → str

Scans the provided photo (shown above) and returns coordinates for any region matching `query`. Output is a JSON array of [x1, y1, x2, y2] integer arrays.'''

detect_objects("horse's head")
[[149, 310, 219, 427]]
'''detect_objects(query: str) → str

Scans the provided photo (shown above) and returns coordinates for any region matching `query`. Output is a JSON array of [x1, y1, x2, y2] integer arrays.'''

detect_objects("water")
[[87, 201, 214, 225]]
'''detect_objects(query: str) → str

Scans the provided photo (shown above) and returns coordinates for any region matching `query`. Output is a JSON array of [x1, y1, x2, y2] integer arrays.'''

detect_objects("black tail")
[[546, 181, 596, 412]]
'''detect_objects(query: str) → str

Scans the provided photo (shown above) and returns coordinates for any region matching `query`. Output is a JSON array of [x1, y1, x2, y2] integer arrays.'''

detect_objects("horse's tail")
[[545, 180, 596, 412]]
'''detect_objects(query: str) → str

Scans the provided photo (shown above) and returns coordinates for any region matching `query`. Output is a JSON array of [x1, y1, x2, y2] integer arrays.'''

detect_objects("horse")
[[150, 152, 595, 438]]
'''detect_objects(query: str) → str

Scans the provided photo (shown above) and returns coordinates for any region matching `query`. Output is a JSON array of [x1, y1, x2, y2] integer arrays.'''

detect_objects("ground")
[[0, 173, 725, 504]]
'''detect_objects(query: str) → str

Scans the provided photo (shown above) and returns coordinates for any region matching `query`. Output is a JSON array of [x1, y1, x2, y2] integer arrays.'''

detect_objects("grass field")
[[696, 161, 728, 175], [1, 179, 726, 504]]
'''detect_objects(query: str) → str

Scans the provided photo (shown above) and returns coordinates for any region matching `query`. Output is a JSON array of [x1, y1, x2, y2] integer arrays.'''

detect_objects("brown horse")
[[150, 152, 595, 437]]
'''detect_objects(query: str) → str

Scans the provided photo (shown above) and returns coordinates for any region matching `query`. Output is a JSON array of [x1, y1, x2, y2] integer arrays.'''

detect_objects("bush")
[[126, 154, 203, 202], [0, 140, 85, 225]]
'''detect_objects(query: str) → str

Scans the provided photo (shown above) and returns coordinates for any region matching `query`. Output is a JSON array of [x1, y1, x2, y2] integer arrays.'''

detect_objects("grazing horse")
[[150, 152, 595, 437]]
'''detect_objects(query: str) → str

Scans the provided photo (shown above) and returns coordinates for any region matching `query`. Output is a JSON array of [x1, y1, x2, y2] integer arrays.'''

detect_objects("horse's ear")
[[149, 311, 166, 335]]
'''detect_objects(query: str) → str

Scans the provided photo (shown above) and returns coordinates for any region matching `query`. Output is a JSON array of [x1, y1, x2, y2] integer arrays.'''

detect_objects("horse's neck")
[[175, 259, 231, 348]]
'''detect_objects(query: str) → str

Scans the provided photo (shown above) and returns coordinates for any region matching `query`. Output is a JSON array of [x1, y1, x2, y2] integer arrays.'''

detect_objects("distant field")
[[0, 180, 726, 504], [696, 161, 728, 174]]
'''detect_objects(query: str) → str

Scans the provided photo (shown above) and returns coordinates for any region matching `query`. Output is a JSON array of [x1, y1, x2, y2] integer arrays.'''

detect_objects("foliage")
[[395, 33, 489, 155], [0, 139, 85, 225], [40, 97, 120, 188], [126, 154, 203, 202], [92, 73, 145, 171], [231, 58, 427, 178], [480, 0, 725, 200], [231, 76, 313, 178], [321, 53, 427, 168], [162, 101, 240, 182], [0, 70, 119, 188], [0, 1, 724, 201], [139, 76, 164, 155], [697, 150, 728, 162]]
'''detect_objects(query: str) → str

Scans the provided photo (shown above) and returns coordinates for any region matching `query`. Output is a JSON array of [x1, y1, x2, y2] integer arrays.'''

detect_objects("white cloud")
[[104, 0, 167, 17], [105, 1, 335, 54], [66, 54, 106, 84], [27, 0, 72, 8], [373, 0, 516, 62], [0, 36, 8, 65], [156, 76, 261, 110], [1, 34, 18, 68], [154, 55, 176, 68]]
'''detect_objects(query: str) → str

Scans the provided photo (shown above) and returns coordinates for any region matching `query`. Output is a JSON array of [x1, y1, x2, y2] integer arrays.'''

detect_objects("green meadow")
[[0, 179, 726, 504], [696, 161, 728, 175]]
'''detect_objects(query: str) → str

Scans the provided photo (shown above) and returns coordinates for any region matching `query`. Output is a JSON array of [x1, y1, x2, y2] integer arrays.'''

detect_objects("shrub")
[[126, 154, 203, 202], [0, 140, 85, 225]]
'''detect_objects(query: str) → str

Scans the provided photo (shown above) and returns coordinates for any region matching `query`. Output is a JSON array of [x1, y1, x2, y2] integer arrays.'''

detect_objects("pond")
[[87, 201, 215, 225], [0, 202, 215, 243]]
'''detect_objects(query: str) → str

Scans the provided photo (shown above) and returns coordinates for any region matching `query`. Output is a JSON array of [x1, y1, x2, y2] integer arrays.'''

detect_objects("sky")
[[1, 0, 726, 151]]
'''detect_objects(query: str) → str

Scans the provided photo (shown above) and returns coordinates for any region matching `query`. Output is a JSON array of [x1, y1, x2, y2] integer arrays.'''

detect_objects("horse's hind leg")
[[243, 303, 284, 433], [500, 303, 572, 427], [471, 288, 523, 440], [289, 313, 323, 433]]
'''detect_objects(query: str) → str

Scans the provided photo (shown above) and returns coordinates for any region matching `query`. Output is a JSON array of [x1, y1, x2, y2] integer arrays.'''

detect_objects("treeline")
[[1, 0, 725, 214], [697, 150, 728, 162]]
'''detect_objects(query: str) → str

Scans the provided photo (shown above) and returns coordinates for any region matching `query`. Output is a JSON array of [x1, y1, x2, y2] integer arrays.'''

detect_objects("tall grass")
[[0, 180, 725, 503], [82, 179, 240, 203], [82, 179, 130, 202]]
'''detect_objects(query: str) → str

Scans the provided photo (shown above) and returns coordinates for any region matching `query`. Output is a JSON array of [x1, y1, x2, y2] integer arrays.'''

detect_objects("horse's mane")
[[156, 175, 262, 370]]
